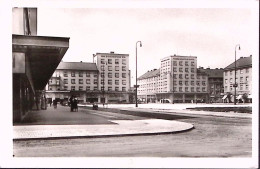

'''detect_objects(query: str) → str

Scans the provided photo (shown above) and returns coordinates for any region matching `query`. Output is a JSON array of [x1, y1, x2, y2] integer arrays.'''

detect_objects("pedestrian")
[[49, 99, 52, 107], [69, 96, 74, 112], [53, 99, 57, 109], [74, 97, 78, 111]]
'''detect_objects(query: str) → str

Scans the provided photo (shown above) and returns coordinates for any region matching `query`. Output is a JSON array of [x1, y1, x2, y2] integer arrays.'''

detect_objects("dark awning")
[[12, 34, 69, 91]]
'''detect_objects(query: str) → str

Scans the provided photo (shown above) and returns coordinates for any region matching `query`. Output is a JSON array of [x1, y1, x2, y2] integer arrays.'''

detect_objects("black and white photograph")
[[0, 0, 259, 168]]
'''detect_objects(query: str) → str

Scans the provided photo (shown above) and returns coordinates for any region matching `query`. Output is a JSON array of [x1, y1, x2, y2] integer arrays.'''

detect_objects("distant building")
[[223, 55, 252, 103], [137, 55, 209, 103], [12, 8, 69, 122], [46, 51, 132, 104], [198, 67, 224, 103]]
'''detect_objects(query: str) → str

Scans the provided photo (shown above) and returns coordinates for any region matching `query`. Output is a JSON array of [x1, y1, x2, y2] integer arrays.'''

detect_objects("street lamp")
[[135, 41, 142, 107], [234, 44, 240, 105]]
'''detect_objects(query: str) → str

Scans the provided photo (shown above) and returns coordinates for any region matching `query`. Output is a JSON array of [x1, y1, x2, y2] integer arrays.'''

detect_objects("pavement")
[[13, 105, 194, 140], [13, 103, 251, 140]]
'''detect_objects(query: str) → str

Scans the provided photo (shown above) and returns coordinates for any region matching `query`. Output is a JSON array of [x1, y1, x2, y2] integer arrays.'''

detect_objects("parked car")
[[159, 99, 172, 103]]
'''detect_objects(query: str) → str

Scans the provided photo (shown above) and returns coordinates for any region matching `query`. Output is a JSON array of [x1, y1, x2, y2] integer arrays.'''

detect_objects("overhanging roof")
[[12, 34, 69, 90], [57, 62, 98, 71]]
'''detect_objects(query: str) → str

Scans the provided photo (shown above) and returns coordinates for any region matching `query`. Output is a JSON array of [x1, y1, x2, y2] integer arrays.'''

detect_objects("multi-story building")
[[199, 67, 224, 103], [46, 62, 99, 103], [137, 55, 209, 103], [12, 8, 69, 122], [223, 55, 252, 103], [94, 51, 131, 103], [46, 51, 132, 104]]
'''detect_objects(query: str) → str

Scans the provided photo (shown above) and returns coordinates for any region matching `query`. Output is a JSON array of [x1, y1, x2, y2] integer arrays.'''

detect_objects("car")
[[159, 99, 172, 103]]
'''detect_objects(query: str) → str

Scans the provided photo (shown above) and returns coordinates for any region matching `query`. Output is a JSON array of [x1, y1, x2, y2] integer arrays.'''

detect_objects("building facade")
[[12, 8, 69, 122], [137, 55, 209, 103], [223, 56, 252, 103]]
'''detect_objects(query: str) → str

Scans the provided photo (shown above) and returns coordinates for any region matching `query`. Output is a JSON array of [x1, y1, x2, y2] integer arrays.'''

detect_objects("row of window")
[[101, 72, 127, 78], [62, 86, 127, 91], [224, 68, 250, 76], [63, 79, 128, 85], [63, 72, 98, 77], [101, 65, 127, 71], [101, 58, 127, 65], [139, 87, 207, 93], [161, 60, 195, 67], [225, 76, 249, 84], [224, 84, 249, 91]]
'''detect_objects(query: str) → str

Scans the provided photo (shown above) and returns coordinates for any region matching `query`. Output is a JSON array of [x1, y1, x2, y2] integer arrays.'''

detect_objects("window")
[[94, 74, 98, 78], [179, 87, 183, 92], [191, 74, 194, 79], [179, 81, 183, 85], [191, 61, 194, 66], [94, 79, 98, 84], [101, 59, 105, 64], [122, 80, 126, 85], [230, 71, 232, 75], [101, 86, 104, 91], [179, 61, 183, 66], [64, 72, 68, 77], [122, 66, 126, 71], [225, 79, 228, 84], [191, 81, 194, 85], [122, 73, 126, 78], [173, 61, 177, 66], [196, 87, 200, 92], [240, 77, 243, 82], [185, 81, 189, 85], [108, 80, 112, 85], [185, 87, 189, 92], [246, 85, 249, 90], [240, 69, 243, 74], [101, 79, 104, 84], [115, 80, 119, 85], [230, 78, 233, 83], [108, 59, 112, 64], [79, 86, 83, 91], [202, 87, 206, 92], [79, 72, 83, 77], [196, 81, 200, 86], [86, 72, 90, 77], [185, 74, 189, 79], [108, 73, 112, 78], [71, 72, 75, 77], [71, 79, 75, 84], [94, 87, 98, 91], [86, 79, 90, 84], [246, 76, 249, 82], [115, 73, 119, 78], [115, 59, 119, 64], [185, 68, 189, 72], [108, 66, 112, 71], [79, 79, 83, 84], [71, 86, 75, 91], [115, 87, 119, 91], [86, 86, 90, 91], [185, 61, 189, 66], [64, 79, 68, 84], [197, 76, 200, 79], [49, 87, 52, 90], [101, 72, 104, 78], [191, 87, 194, 92], [108, 87, 112, 91], [191, 68, 195, 73], [173, 74, 177, 79], [202, 81, 206, 86], [115, 66, 119, 71], [179, 68, 183, 72], [122, 59, 126, 65], [122, 87, 126, 91], [240, 85, 243, 90]]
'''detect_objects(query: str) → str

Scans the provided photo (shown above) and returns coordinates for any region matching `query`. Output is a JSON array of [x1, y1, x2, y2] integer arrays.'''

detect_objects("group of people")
[[69, 96, 78, 112]]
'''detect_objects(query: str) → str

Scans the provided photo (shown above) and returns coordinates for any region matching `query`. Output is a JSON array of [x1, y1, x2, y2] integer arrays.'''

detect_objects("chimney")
[[110, 51, 114, 54]]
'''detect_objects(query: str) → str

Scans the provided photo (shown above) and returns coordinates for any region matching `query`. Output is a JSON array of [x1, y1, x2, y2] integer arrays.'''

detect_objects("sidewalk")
[[13, 105, 194, 140]]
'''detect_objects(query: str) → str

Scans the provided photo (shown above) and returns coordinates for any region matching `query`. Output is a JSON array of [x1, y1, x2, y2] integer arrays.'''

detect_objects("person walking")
[[49, 99, 52, 107], [69, 96, 73, 112], [53, 99, 57, 109]]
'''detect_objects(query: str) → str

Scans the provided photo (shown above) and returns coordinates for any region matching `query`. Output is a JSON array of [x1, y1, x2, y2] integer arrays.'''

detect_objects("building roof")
[[138, 69, 160, 80], [224, 56, 252, 70], [56, 62, 98, 71], [203, 68, 224, 78]]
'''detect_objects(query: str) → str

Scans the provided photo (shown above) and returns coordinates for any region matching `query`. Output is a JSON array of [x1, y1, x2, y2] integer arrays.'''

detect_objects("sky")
[[37, 7, 257, 83]]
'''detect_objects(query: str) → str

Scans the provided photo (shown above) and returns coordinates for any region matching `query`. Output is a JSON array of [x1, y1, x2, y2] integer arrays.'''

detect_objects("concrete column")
[[182, 94, 185, 103], [194, 94, 197, 104]]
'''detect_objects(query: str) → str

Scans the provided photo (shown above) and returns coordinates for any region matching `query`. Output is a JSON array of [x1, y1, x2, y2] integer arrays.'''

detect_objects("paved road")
[[13, 106, 251, 157]]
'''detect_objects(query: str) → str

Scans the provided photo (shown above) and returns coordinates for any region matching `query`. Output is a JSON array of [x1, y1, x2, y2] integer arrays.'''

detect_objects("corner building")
[[138, 55, 209, 103]]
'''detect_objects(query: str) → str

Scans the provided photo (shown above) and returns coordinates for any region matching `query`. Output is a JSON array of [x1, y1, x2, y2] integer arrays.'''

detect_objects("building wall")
[[223, 67, 252, 95], [95, 52, 130, 92]]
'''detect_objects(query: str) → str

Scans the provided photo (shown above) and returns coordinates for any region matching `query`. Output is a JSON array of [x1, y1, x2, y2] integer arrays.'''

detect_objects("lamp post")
[[234, 44, 240, 105], [135, 41, 142, 107]]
